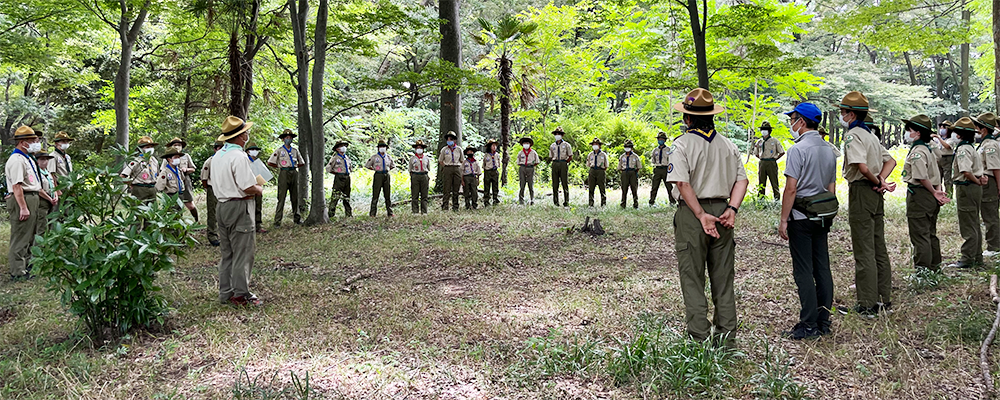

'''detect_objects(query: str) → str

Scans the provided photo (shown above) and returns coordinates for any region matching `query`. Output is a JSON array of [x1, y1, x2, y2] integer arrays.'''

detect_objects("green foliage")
[[905, 268, 955, 293], [231, 369, 316, 400], [750, 340, 810, 399], [30, 148, 196, 342]]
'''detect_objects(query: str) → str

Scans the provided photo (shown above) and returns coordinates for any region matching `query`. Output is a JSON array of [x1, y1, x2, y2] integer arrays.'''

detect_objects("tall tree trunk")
[[181, 75, 191, 138], [109, 0, 151, 150], [903, 52, 918, 85], [961, 9, 971, 116], [499, 57, 512, 186], [227, 31, 246, 119], [994, 0, 1000, 111], [933, 56, 945, 99], [436, 0, 462, 193], [686, 0, 709, 89], [305, 0, 329, 224]]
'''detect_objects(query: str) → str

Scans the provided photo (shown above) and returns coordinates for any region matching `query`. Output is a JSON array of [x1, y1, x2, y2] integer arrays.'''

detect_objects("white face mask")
[[338, 147, 347, 153], [951, 132, 959, 140], [59, 143, 70, 150], [977, 131, 985, 140], [248, 150, 260, 157], [592, 145, 600, 151], [142, 147, 154, 154], [903, 129, 917, 144], [624, 147, 633, 153], [27, 142, 41, 153], [415, 148, 424, 154], [939, 128, 948, 135], [839, 114, 850, 128], [761, 130, 770, 137], [171, 158, 181, 166], [522, 143, 531, 149], [554, 135, 563, 141], [378, 147, 386, 154]]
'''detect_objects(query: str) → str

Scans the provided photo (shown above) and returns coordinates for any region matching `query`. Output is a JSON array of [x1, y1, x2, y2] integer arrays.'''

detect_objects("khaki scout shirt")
[[364, 153, 395, 172], [161, 153, 195, 173], [587, 151, 608, 169], [482, 152, 500, 171], [517, 149, 540, 166], [327, 153, 352, 174], [201, 155, 215, 186], [827, 140, 842, 158], [752, 136, 784, 160], [651, 145, 671, 167], [903, 142, 941, 187], [121, 155, 159, 185], [842, 126, 890, 182], [667, 129, 748, 199], [6, 150, 42, 192], [48, 150, 71, 177], [463, 158, 481, 175], [619, 152, 642, 170], [979, 138, 1000, 172], [932, 137, 954, 157], [210, 143, 257, 201], [439, 145, 463, 166], [549, 140, 572, 161], [954, 142, 984, 182], [156, 164, 185, 194], [409, 154, 432, 173], [39, 169, 54, 194], [268, 145, 305, 168]]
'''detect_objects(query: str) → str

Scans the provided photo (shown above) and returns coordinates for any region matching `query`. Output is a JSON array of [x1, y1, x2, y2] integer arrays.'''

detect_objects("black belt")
[[655, 166, 668, 169], [374, 171, 389, 174], [280, 167, 297, 171], [941, 154, 955, 158], [485, 168, 498, 171], [590, 167, 606, 171], [849, 179, 877, 187], [761, 158, 777, 161], [334, 173, 350, 176], [955, 181, 973, 186], [22, 191, 38, 195], [410, 172, 428, 175], [679, 198, 728, 207], [222, 196, 254, 201], [133, 183, 155, 188], [552, 160, 568, 163], [464, 173, 478, 177], [520, 165, 534, 168], [623, 168, 637, 171]]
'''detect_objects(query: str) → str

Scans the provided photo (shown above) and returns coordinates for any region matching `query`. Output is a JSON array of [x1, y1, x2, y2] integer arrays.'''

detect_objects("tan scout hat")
[[166, 137, 186, 147], [445, 131, 458, 140], [973, 112, 999, 130], [552, 126, 565, 135], [12, 126, 36, 141], [484, 139, 498, 149], [245, 141, 260, 150], [760, 121, 772, 131], [656, 131, 667, 140], [278, 129, 296, 139], [161, 147, 184, 159], [952, 117, 978, 133], [901, 114, 934, 134], [34, 145, 54, 159], [591, 138, 603, 146], [412, 140, 428, 149], [334, 140, 349, 148], [672, 88, 725, 116], [218, 116, 253, 142], [54, 131, 74, 142], [136, 136, 158, 147], [837, 91, 876, 112], [519, 136, 534, 146], [864, 114, 876, 127], [623, 139, 635, 147]]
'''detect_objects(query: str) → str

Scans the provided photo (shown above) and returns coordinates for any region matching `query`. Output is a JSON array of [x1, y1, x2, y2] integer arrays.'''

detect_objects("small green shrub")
[[31, 150, 196, 342], [232, 369, 316, 400], [750, 340, 810, 400]]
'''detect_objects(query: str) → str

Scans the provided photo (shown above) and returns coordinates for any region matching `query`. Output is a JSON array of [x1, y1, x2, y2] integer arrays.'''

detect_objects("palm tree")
[[474, 15, 538, 186]]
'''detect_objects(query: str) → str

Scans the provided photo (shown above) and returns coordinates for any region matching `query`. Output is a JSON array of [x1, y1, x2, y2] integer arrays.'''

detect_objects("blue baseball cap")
[[784, 103, 822, 124]]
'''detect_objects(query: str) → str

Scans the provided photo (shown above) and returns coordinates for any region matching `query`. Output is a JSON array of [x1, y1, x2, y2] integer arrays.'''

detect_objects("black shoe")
[[209, 239, 220, 247], [838, 305, 877, 318], [782, 323, 823, 340], [948, 261, 975, 269], [9, 274, 29, 282], [294, 216, 302, 224], [819, 323, 832, 335], [878, 302, 893, 314]]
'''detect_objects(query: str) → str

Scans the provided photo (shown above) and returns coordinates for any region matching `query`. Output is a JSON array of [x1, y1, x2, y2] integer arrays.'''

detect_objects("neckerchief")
[[849, 119, 871, 133], [283, 145, 296, 166], [56, 149, 72, 172], [337, 152, 350, 174], [13, 148, 41, 186], [687, 127, 717, 143], [166, 163, 184, 194]]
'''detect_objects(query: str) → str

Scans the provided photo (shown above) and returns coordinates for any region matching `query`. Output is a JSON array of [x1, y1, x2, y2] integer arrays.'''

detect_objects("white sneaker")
[[984, 250, 1000, 257]]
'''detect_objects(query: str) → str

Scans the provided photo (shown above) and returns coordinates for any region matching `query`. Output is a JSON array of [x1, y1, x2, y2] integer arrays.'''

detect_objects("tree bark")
[[686, 0, 709, 89], [305, 0, 329, 225], [181, 75, 191, 138], [903, 52, 918, 85], [436, 0, 462, 193], [993, 0, 1000, 111], [499, 56, 512, 186], [227, 0, 263, 119], [110, 0, 151, 150], [961, 9, 971, 116]]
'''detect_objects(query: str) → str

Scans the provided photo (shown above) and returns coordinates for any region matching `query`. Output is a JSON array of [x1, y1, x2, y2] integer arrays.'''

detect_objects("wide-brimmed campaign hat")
[[591, 138, 603, 145], [218, 116, 253, 142], [836, 91, 876, 112], [34, 146, 54, 159], [760, 121, 772, 131], [161, 147, 184, 159], [12, 126, 37, 141], [484, 139, 498, 149], [901, 114, 934, 135], [53, 131, 74, 142], [864, 114, 876, 127], [623, 139, 635, 147], [136, 136, 158, 147], [464, 146, 478, 154], [166, 137, 186, 147], [672, 88, 725, 116], [519, 137, 534, 146], [278, 129, 296, 139], [412, 140, 428, 149], [952, 117, 978, 133], [376, 139, 388, 147], [444, 131, 458, 140], [552, 126, 565, 135], [656, 131, 667, 140], [940, 120, 953, 128], [334, 140, 350, 148], [245, 141, 260, 150], [974, 113, 999, 130]]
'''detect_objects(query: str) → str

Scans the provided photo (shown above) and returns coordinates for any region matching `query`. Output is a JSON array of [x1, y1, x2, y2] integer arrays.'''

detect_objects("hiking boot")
[[985, 250, 1000, 257], [947, 261, 975, 268], [228, 296, 263, 307], [878, 302, 893, 314], [838, 305, 877, 318], [782, 323, 823, 340], [209, 239, 220, 247]]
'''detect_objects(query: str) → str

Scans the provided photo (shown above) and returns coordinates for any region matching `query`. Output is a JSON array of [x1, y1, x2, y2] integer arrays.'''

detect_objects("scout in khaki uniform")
[[974, 113, 1000, 257], [482, 139, 501, 206], [327, 140, 353, 217], [120, 136, 160, 202], [267, 129, 305, 226], [549, 127, 573, 206], [409, 140, 432, 214], [6, 126, 42, 279], [246, 142, 266, 233], [838, 91, 896, 316], [937, 120, 957, 196], [33, 147, 58, 235], [650, 131, 676, 206], [666, 88, 749, 342], [364, 139, 395, 217], [211, 116, 264, 306], [818, 127, 841, 157], [157, 148, 199, 221], [586, 138, 609, 207], [950, 118, 987, 268], [462, 146, 482, 210], [619, 140, 642, 209], [48, 131, 73, 191], [439, 131, 463, 211], [483, 139, 503, 207], [162, 137, 198, 221], [201, 141, 224, 246], [901, 115, 951, 271], [517, 136, 541, 205], [751, 121, 784, 200], [864, 115, 882, 139]]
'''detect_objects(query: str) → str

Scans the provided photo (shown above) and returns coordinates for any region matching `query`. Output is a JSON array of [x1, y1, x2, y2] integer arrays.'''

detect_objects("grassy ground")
[[0, 180, 996, 399]]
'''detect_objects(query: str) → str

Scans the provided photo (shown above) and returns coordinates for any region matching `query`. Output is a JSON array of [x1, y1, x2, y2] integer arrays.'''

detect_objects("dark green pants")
[[551, 161, 569, 206], [206, 186, 219, 241], [35, 198, 51, 236], [464, 175, 479, 209], [131, 185, 157, 203], [483, 169, 499, 206], [906, 186, 941, 270], [939, 155, 955, 196], [675, 200, 737, 341], [518, 166, 535, 204], [370, 173, 392, 217], [254, 194, 263, 231], [410, 173, 429, 214], [982, 176, 1000, 251], [8, 193, 38, 277], [441, 165, 462, 210], [957, 184, 984, 265], [217, 199, 256, 303], [650, 167, 675, 205], [758, 160, 780, 200], [848, 183, 892, 308], [588, 168, 606, 207], [275, 169, 300, 224], [330, 175, 352, 217], [620, 170, 638, 208]]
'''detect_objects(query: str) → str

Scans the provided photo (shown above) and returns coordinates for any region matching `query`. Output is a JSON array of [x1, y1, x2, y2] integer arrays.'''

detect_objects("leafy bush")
[[31, 150, 196, 343]]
